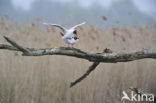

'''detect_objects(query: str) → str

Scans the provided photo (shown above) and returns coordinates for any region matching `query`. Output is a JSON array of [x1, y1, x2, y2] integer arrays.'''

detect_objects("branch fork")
[[1, 36, 156, 87]]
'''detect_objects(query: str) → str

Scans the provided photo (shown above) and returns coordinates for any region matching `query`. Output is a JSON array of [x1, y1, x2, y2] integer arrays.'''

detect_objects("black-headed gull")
[[43, 22, 86, 39], [43, 22, 85, 47], [64, 36, 79, 47]]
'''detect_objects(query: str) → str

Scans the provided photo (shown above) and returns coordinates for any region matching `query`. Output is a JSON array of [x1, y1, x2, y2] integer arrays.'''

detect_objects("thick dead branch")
[[70, 49, 112, 87], [0, 44, 18, 51], [1, 36, 156, 87], [1, 36, 156, 63], [70, 62, 100, 87], [4, 36, 31, 54], [129, 87, 156, 102]]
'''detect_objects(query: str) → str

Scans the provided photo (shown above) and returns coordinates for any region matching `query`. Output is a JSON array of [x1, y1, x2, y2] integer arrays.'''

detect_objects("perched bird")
[[63, 36, 79, 47], [43, 22, 86, 47], [60, 32, 79, 47], [43, 22, 86, 39]]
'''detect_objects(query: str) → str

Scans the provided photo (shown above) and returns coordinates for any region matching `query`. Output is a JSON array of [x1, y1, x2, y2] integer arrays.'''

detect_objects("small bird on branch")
[[43, 22, 86, 47]]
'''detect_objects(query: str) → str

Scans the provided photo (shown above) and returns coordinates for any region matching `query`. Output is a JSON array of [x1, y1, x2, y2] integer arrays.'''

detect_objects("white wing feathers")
[[43, 22, 86, 39], [72, 22, 86, 29], [43, 23, 66, 33]]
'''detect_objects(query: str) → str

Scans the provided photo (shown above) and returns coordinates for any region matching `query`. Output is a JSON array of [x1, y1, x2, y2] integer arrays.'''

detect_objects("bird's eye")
[[73, 30, 77, 34]]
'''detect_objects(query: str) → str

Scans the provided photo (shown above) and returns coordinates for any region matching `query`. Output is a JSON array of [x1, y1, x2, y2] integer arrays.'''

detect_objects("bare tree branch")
[[70, 49, 113, 87], [70, 62, 100, 87], [1, 36, 156, 63], [4, 36, 32, 55], [1, 36, 156, 87], [0, 44, 18, 51]]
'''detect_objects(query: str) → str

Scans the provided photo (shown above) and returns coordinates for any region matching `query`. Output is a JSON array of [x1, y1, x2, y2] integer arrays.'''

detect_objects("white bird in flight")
[[43, 22, 86, 47], [43, 22, 86, 39]]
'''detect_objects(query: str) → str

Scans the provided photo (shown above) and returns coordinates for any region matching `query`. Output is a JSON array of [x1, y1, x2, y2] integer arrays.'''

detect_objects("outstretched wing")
[[72, 22, 86, 29], [43, 23, 67, 33]]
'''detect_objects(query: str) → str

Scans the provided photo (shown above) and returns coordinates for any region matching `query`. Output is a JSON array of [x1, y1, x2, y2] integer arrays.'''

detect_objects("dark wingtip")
[[60, 32, 64, 36]]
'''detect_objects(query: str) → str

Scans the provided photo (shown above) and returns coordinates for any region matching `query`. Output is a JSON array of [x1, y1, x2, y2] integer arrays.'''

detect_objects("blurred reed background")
[[0, 15, 156, 103]]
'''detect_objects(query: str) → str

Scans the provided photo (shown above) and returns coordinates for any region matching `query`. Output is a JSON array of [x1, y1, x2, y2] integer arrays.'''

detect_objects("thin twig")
[[70, 62, 100, 87]]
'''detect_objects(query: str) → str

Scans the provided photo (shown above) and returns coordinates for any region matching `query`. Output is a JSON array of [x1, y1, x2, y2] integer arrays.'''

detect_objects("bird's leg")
[[67, 44, 70, 48], [69, 44, 72, 48], [71, 44, 73, 48]]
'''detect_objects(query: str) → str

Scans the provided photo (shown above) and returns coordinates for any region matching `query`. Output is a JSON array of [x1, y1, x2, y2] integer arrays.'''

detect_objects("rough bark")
[[1, 36, 156, 63], [1, 36, 156, 87]]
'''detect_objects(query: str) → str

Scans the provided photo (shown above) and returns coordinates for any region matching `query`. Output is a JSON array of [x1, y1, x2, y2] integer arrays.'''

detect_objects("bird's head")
[[73, 30, 77, 35], [73, 30, 79, 40], [74, 36, 79, 40]]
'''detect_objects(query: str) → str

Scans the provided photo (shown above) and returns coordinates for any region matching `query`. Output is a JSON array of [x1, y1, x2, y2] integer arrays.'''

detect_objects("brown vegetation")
[[0, 15, 156, 103]]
